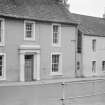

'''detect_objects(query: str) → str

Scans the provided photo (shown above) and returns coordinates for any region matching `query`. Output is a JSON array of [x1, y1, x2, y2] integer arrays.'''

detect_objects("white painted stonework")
[[19, 45, 40, 81], [82, 35, 105, 77]]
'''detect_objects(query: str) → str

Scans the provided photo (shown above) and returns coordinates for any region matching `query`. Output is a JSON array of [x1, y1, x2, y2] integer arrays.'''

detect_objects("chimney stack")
[[56, 0, 70, 9], [55, 0, 64, 3]]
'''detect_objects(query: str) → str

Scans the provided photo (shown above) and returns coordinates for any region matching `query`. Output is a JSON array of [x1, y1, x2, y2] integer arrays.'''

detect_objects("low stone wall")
[[0, 77, 105, 105]]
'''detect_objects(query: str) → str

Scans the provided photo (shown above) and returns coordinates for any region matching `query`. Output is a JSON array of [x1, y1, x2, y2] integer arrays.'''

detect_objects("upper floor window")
[[0, 19, 5, 46], [24, 21, 35, 41], [92, 61, 96, 73], [102, 61, 105, 71], [51, 53, 62, 75], [77, 30, 82, 53], [92, 39, 96, 52], [0, 53, 6, 80], [52, 24, 61, 46]]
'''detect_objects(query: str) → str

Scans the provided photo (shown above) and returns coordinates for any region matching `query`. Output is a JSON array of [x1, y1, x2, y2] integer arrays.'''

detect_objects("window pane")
[[53, 33, 58, 44], [0, 66, 2, 76], [26, 23, 32, 31], [52, 55, 59, 63], [26, 23, 33, 38], [52, 55, 56, 63], [52, 54, 60, 72], [53, 25, 58, 32], [92, 39, 96, 52], [77, 30, 82, 53], [54, 64, 58, 72], [102, 61, 105, 71], [52, 64, 55, 72], [0, 56, 2, 65], [0, 60, 2, 65], [0, 56, 3, 76], [53, 25, 59, 45], [52, 55, 55, 63], [52, 64, 58, 72], [0, 21, 1, 42], [56, 55, 59, 63], [92, 61, 96, 72], [26, 31, 32, 38]]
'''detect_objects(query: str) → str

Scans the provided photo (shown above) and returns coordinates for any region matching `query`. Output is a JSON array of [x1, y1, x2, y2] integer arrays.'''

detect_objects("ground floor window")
[[102, 61, 105, 71], [51, 53, 62, 75], [92, 61, 96, 73], [0, 53, 6, 79]]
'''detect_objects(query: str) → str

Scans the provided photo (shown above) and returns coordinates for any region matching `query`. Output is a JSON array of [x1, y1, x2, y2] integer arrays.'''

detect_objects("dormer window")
[[52, 24, 61, 46], [24, 21, 35, 41]]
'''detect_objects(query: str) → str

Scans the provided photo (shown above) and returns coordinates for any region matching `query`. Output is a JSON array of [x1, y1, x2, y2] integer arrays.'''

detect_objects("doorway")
[[25, 55, 34, 81], [19, 45, 40, 81]]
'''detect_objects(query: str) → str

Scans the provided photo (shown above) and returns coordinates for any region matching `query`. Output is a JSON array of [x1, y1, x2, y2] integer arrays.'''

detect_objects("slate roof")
[[0, 0, 77, 24], [72, 13, 105, 36]]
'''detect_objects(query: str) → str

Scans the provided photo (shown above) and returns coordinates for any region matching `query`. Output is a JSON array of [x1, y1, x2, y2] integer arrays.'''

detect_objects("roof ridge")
[[72, 13, 103, 20], [72, 12, 105, 36]]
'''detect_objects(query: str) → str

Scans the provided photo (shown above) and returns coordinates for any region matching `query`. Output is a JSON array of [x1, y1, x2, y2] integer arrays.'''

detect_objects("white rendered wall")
[[82, 35, 105, 77]]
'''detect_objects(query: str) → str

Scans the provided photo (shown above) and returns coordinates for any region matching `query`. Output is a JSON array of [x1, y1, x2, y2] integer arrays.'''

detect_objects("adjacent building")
[[73, 13, 105, 77]]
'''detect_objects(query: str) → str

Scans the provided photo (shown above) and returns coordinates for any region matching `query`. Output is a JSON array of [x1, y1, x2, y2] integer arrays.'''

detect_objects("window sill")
[[50, 72, 63, 76], [91, 73, 97, 76], [52, 44, 61, 47], [24, 38, 35, 41], [0, 76, 6, 80], [0, 43, 5, 47]]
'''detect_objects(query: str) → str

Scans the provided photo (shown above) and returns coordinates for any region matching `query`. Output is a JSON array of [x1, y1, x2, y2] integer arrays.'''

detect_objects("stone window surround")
[[0, 18, 5, 46], [52, 24, 61, 47], [24, 20, 35, 41], [50, 52, 62, 76]]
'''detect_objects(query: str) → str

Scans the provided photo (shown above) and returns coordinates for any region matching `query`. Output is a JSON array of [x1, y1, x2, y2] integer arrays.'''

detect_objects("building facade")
[[0, 0, 78, 82], [82, 35, 105, 77], [0, 1, 104, 105]]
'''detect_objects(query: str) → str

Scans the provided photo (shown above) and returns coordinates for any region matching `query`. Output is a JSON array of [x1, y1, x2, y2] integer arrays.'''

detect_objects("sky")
[[68, 0, 105, 17]]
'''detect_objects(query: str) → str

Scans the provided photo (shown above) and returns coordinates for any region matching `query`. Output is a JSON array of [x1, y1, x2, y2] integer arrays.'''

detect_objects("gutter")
[[84, 33, 105, 37], [0, 13, 78, 26]]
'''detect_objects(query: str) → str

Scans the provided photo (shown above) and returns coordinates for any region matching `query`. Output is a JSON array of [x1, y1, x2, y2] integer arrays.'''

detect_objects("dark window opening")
[[92, 39, 96, 52], [52, 54, 60, 72], [92, 61, 96, 73], [77, 30, 82, 53], [0, 56, 3, 76], [102, 61, 105, 71]]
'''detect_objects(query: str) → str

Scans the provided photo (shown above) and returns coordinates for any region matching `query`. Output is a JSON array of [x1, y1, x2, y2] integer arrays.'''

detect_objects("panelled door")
[[25, 55, 34, 81]]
